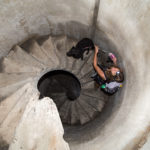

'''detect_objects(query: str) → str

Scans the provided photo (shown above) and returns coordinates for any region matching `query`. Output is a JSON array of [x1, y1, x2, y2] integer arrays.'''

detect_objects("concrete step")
[[59, 101, 71, 124], [81, 80, 96, 89], [71, 49, 93, 75], [71, 59, 85, 75], [52, 35, 68, 69], [79, 69, 95, 81], [78, 94, 99, 120], [70, 101, 80, 125], [41, 36, 59, 67], [26, 40, 53, 67], [0, 46, 44, 73], [77, 51, 94, 78], [0, 72, 36, 88], [80, 93, 104, 112], [52, 35, 68, 52], [11, 45, 45, 69], [82, 88, 108, 102], [1, 57, 41, 73], [0, 83, 35, 124], [76, 101, 91, 125], [0, 83, 39, 144], [0, 77, 35, 101], [80, 68, 100, 90]]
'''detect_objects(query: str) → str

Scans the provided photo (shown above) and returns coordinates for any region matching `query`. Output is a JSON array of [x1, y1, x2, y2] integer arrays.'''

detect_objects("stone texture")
[[0, 77, 35, 101], [0, 83, 38, 144], [0, 0, 95, 58], [76, 101, 91, 125], [0, 0, 150, 149], [70, 101, 80, 125], [1, 46, 44, 73], [26, 40, 54, 67], [1, 57, 41, 73], [76, 51, 94, 78], [41, 37, 60, 67], [9, 97, 69, 150], [78, 95, 99, 119], [52, 35, 68, 69], [0, 72, 35, 88], [11, 46, 45, 69]]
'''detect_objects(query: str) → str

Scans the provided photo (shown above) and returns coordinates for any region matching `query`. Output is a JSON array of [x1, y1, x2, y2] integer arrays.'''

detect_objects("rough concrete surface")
[[9, 97, 69, 150], [0, 0, 150, 150], [0, 0, 95, 58]]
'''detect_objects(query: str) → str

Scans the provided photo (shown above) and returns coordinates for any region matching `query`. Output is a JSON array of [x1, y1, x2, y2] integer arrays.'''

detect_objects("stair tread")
[[81, 80, 96, 89], [71, 59, 85, 74], [78, 95, 99, 119], [0, 83, 36, 124], [10, 46, 45, 69], [76, 101, 91, 125], [27, 40, 53, 67], [80, 93, 104, 112], [52, 35, 68, 69], [1, 57, 41, 73], [52, 35, 67, 51], [79, 69, 94, 81], [0, 77, 35, 101], [59, 101, 71, 124], [0, 73, 36, 88], [71, 49, 92, 74], [70, 101, 80, 125], [41, 36, 59, 67], [77, 51, 94, 78], [0, 83, 38, 143], [82, 88, 108, 101]]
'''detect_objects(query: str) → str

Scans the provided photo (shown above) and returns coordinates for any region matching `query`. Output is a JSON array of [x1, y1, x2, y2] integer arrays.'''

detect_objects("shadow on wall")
[[49, 20, 93, 40], [0, 136, 9, 150]]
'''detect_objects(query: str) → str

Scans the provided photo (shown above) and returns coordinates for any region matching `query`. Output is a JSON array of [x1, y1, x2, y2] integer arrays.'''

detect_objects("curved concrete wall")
[[0, 0, 95, 58], [0, 0, 150, 150], [92, 1, 150, 150]]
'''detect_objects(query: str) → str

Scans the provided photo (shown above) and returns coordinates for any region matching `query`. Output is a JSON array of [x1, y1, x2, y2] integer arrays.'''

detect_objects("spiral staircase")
[[0, 35, 109, 149]]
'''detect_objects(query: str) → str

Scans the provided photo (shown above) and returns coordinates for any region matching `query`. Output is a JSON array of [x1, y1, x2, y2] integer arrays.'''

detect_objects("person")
[[92, 45, 124, 95]]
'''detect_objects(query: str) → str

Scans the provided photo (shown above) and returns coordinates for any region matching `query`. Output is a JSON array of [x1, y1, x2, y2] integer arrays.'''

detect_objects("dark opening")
[[38, 70, 81, 101]]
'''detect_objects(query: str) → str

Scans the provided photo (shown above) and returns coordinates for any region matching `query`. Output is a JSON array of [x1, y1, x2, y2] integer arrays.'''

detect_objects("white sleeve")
[[105, 82, 122, 89]]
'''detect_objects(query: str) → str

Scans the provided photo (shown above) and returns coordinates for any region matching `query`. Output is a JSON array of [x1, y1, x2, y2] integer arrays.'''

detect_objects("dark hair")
[[114, 71, 124, 82], [105, 66, 124, 82]]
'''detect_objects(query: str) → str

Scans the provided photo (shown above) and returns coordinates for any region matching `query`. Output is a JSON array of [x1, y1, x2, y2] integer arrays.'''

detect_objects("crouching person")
[[92, 45, 124, 95]]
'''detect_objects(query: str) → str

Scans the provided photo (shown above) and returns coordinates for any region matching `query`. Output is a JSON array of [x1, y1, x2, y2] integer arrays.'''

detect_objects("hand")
[[112, 56, 117, 64], [109, 53, 117, 65], [95, 45, 99, 54]]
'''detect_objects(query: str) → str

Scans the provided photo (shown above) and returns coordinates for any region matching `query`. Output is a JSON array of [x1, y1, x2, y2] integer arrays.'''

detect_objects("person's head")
[[105, 66, 124, 82]]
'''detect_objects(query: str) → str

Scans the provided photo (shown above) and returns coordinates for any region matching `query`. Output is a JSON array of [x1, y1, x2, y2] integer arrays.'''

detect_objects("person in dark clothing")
[[92, 45, 124, 95]]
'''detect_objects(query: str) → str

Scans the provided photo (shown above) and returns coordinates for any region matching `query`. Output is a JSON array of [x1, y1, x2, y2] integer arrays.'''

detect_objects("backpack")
[[92, 73, 122, 95], [101, 81, 123, 95]]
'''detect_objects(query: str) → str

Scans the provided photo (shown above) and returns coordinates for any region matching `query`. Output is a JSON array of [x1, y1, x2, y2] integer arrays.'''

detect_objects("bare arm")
[[93, 46, 106, 80], [112, 56, 117, 65]]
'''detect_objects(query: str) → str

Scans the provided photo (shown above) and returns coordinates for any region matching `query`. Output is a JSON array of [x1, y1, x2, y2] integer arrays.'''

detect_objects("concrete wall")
[[71, 0, 150, 150], [0, 0, 95, 58]]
